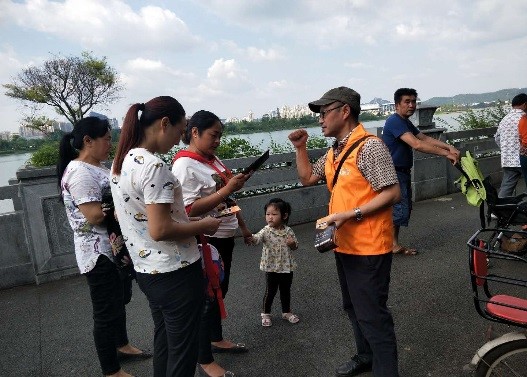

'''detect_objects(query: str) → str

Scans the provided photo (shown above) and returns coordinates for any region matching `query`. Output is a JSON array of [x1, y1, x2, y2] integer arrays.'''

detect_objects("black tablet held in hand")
[[242, 150, 270, 174]]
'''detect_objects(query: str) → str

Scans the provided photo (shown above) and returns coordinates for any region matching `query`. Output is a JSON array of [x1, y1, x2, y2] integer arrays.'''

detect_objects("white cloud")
[[268, 80, 288, 89], [187, 58, 255, 114], [3, 0, 201, 53], [125, 58, 164, 71], [345, 62, 372, 69], [202, 58, 252, 93], [119, 57, 197, 100], [0, 45, 23, 78], [0, 0, 526, 132], [196, 0, 527, 49], [246, 47, 284, 61], [395, 22, 425, 39], [217, 41, 286, 61]]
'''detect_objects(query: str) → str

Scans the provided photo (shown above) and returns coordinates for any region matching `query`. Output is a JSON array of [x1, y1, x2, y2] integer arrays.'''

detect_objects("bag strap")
[[199, 234, 227, 319], [173, 150, 232, 184], [183, 205, 227, 319], [332, 135, 372, 188]]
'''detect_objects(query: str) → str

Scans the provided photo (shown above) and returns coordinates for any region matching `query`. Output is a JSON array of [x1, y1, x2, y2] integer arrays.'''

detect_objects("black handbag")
[[313, 135, 371, 253]]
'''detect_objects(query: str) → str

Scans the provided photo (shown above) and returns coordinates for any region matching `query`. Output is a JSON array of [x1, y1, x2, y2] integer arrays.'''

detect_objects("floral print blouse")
[[252, 225, 298, 273], [61, 161, 113, 274]]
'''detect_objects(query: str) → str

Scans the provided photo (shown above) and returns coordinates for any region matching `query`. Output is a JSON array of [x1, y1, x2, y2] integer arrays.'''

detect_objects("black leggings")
[[262, 272, 293, 314]]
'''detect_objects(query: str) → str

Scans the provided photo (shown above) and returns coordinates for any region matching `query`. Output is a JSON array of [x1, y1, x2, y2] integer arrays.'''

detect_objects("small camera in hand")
[[314, 224, 338, 253]]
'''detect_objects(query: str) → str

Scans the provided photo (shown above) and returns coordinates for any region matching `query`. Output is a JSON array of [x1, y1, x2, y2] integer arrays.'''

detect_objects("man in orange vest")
[[289, 87, 401, 377]]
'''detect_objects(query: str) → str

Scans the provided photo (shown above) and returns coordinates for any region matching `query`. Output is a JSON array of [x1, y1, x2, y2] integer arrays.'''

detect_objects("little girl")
[[249, 198, 299, 327]]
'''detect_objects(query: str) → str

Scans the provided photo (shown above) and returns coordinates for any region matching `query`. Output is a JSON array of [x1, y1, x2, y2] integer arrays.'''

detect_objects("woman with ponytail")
[[110, 97, 221, 377], [57, 117, 147, 377], [172, 110, 252, 377]]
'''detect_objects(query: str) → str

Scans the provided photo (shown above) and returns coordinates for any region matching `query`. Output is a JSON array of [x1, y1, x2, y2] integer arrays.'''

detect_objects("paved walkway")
[[0, 189, 524, 377]]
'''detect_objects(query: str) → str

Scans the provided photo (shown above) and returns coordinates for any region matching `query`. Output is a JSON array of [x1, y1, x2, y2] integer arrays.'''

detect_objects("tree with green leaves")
[[455, 102, 508, 130], [3, 52, 123, 127], [20, 115, 56, 136]]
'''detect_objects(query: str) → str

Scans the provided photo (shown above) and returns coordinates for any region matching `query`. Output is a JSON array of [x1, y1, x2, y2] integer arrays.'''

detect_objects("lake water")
[[0, 153, 31, 186], [0, 153, 31, 213], [229, 112, 462, 149]]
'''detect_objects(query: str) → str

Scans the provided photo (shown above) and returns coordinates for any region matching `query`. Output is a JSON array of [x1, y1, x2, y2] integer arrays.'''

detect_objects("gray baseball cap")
[[308, 86, 361, 114]]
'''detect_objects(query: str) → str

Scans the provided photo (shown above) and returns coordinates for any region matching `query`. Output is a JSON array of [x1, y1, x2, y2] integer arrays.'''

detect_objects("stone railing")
[[0, 149, 330, 289], [0, 125, 503, 289]]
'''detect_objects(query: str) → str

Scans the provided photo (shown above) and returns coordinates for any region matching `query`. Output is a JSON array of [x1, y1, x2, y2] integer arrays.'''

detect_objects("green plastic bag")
[[455, 151, 486, 207]]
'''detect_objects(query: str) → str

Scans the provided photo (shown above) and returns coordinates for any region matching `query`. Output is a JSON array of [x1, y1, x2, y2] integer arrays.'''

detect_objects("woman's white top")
[[110, 148, 200, 274], [61, 161, 113, 274], [172, 156, 239, 238]]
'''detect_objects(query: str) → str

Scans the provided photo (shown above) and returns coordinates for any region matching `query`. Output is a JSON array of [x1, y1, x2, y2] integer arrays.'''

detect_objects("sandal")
[[261, 313, 272, 327], [392, 247, 418, 256], [282, 312, 300, 324]]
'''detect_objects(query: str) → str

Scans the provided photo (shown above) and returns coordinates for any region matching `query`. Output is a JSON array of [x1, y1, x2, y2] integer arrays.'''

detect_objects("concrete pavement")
[[0, 189, 523, 377]]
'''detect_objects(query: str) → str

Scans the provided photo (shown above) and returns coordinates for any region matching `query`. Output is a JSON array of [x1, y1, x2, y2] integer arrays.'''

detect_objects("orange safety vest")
[[325, 124, 393, 255]]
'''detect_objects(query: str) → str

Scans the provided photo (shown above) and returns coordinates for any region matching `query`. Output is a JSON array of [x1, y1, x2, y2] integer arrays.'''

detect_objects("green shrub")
[[216, 137, 262, 159], [455, 103, 508, 130], [29, 141, 118, 167], [307, 136, 330, 149], [29, 142, 60, 167], [269, 137, 293, 154]]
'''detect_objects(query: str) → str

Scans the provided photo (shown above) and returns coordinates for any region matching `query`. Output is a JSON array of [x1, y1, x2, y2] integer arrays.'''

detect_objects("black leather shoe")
[[210, 342, 248, 354], [117, 349, 153, 361], [336, 355, 373, 377]]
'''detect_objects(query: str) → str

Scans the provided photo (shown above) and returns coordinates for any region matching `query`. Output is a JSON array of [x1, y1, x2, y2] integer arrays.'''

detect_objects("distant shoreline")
[[0, 150, 35, 156]]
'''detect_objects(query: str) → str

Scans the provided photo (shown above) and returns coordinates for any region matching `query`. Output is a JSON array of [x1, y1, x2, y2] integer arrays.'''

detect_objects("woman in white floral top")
[[110, 96, 221, 377], [57, 117, 147, 377], [249, 198, 300, 327]]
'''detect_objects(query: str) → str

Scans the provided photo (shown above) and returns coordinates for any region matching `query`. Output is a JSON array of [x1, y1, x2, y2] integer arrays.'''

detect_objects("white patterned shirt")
[[61, 161, 113, 274], [495, 108, 524, 167], [252, 225, 298, 273], [172, 156, 239, 238], [110, 148, 200, 274]]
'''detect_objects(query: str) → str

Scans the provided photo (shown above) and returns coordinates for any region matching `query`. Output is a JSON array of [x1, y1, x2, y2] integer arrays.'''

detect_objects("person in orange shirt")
[[289, 87, 401, 377], [513, 94, 527, 185]]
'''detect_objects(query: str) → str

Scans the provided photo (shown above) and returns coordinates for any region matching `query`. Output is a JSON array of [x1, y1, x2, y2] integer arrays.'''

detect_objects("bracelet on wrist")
[[216, 191, 226, 200]]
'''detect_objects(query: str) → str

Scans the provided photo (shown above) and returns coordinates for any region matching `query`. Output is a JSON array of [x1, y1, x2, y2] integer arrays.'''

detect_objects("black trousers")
[[197, 297, 220, 364], [136, 261, 204, 377], [207, 236, 235, 342], [263, 272, 293, 313], [335, 252, 399, 377], [85, 255, 128, 375]]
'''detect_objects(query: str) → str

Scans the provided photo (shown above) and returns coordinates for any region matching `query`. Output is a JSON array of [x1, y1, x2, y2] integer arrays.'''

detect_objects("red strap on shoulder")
[[173, 150, 232, 184], [200, 234, 227, 319], [174, 150, 213, 165]]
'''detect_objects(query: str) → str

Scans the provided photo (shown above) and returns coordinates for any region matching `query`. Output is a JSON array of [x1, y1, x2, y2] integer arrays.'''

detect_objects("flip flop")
[[393, 247, 418, 256]]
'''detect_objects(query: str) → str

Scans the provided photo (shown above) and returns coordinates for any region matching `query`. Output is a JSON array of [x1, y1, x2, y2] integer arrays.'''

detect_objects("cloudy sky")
[[0, 0, 526, 132]]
